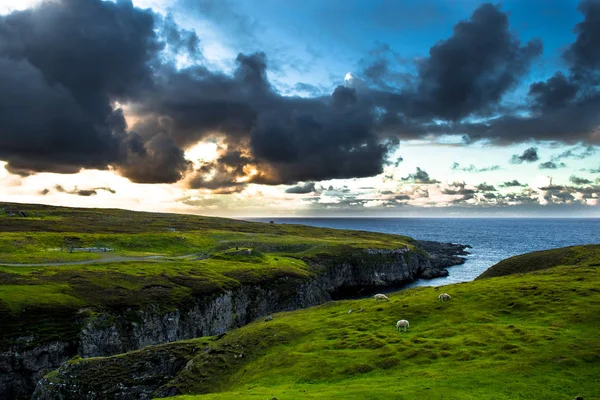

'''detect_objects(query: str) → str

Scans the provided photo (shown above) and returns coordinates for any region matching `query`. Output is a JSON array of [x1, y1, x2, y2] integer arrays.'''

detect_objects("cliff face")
[[0, 243, 468, 399]]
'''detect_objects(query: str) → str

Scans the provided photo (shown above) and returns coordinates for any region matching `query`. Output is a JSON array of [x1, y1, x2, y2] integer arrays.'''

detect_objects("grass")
[[41, 262, 600, 400], [0, 202, 413, 264], [476, 244, 600, 279], [0, 203, 414, 349]]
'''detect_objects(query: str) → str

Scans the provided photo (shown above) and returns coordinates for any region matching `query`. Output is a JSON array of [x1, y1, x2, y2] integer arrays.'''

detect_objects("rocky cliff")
[[1, 242, 468, 399]]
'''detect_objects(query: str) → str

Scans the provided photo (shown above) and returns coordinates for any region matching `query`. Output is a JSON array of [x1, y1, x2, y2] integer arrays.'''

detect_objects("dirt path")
[[0, 253, 201, 267]]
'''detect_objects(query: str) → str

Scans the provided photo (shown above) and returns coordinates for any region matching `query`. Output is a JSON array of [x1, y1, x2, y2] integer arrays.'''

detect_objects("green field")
[[0, 203, 413, 348], [0, 202, 413, 264], [40, 248, 600, 400]]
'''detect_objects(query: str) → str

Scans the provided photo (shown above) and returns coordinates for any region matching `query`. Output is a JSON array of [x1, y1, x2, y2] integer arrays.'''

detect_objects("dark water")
[[249, 218, 600, 287]]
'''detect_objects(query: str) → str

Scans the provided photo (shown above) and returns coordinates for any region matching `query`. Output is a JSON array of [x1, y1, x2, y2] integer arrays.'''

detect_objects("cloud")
[[476, 183, 496, 191], [118, 133, 193, 184], [442, 182, 475, 196], [285, 182, 318, 194], [0, 0, 197, 180], [2, 0, 599, 198], [0, 0, 399, 191], [381, 0, 600, 146], [510, 147, 539, 164], [386, 156, 404, 167], [499, 180, 527, 188], [551, 144, 597, 161], [450, 162, 501, 172], [291, 83, 327, 96], [410, 3, 542, 121], [401, 167, 440, 184], [484, 0, 600, 145], [52, 185, 116, 197], [131, 55, 399, 189], [569, 175, 593, 185], [539, 161, 567, 170]]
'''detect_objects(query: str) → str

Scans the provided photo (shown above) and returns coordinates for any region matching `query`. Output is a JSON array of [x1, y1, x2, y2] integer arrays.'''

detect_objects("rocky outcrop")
[[0, 341, 77, 400], [2, 242, 468, 399], [415, 241, 471, 270]]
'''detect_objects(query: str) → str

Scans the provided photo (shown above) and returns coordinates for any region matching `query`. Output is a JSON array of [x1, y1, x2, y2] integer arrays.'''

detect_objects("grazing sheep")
[[396, 319, 409, 332], [374, 293, 390, 301], [438, 293, 451, 302]]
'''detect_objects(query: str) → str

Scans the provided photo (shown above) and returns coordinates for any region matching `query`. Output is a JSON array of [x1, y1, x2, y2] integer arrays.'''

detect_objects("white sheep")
[[374, 293, 390, 301], [438, 293, 451, 302], [396, 319, 409, 332]]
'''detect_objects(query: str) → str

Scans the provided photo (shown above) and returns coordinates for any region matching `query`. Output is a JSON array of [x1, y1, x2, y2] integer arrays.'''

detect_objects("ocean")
[[248, 218, 600, 287]]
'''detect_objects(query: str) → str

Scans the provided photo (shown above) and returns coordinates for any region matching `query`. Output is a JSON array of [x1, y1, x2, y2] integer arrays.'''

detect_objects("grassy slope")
[[476, 244, 600, 279], [0, 203, 413, 348], [44, 261, 600, 400]]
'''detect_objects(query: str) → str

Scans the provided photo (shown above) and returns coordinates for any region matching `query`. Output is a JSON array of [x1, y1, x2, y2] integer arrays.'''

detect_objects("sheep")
[[438, 293, 451, 302], [396, 319, 409, 332], [374, 293, 390, 301]]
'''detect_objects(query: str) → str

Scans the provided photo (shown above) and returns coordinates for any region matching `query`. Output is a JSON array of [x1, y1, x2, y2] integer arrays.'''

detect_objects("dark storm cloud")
[[351, 3, 554, 144], [410, 3, 542, 120], [3, 0, 600, 195], [362, 4, 543, 128], [528, 72, 579, 110], [0, 0, 197, 181], [0, 0, 396, 190], [509, 147, 539, 164], [539, 161, 567, 170], [118, 133, 192, 184], [401, 168, 440, 184], [285, 182, 318, 194], [484, 0, 600, 145], [135, 60, 398, 186], [362, 2, 600, 145]]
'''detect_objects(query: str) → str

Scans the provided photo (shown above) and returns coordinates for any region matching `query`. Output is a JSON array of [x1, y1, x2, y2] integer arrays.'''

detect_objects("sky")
[[0, 0, 599, 217]]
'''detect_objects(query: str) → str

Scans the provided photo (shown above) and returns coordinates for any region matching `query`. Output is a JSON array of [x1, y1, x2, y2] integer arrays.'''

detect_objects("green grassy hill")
[[0, 203, 414, 349], [0, 202, 412, 263], [476, 244, 600, 279], [39, 252, 600, 399]]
